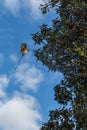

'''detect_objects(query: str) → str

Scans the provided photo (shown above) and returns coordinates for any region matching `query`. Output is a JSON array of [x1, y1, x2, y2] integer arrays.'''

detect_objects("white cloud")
[[9, 54, 17, 63], [29, 0, 44, 19], [0, 74, 9, 98], [4, 0, 20, 16], [0, 61, 44, 130], [13, 63, 44, 92], [0, 93, 41, 130], [2, 0, 44, 19]]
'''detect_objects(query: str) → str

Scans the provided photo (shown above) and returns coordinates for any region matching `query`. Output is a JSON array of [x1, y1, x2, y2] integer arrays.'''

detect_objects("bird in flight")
[[16, 43, 29, 68]]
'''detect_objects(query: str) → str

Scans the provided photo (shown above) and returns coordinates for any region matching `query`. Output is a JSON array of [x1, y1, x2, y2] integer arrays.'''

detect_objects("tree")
[[32, 0, 87, 129]]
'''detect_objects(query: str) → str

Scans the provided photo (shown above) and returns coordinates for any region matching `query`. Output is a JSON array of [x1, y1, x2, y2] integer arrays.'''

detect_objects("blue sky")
[[0, 0, 63, 130]]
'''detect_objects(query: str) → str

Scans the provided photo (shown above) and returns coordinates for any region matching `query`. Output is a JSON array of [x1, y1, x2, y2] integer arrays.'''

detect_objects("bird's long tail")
[[15, 55, 23, 69]]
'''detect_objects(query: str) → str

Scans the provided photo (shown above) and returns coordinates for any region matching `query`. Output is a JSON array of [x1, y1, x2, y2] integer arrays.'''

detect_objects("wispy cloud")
[[9, 54, 17, 63], [0, 92, 41, 130], [2, 0, 44, 19], [0, 74, 9, 98], [29, 0, 44, 19], [13, 63, 44, 92], [4, 0, 20, 16]]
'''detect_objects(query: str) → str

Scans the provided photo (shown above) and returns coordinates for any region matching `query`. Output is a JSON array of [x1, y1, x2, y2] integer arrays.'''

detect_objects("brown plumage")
[[21, 43, 27, 53]]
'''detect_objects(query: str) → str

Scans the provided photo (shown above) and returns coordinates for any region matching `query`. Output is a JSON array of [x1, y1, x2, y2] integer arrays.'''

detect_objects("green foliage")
[[32, 0, 87, 129], [41, 109, 75, 130]]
